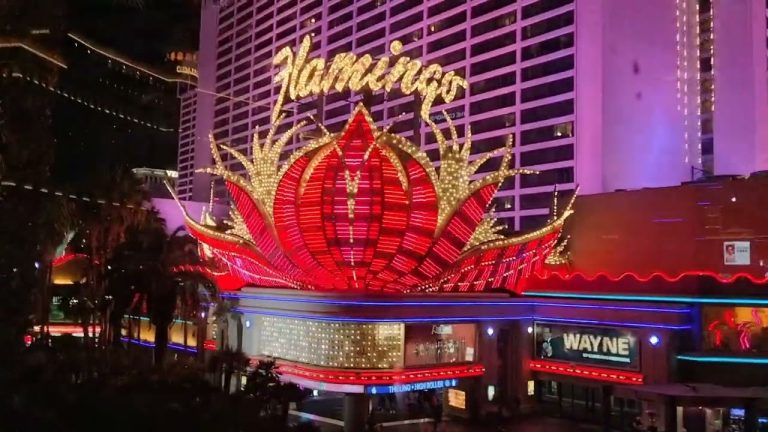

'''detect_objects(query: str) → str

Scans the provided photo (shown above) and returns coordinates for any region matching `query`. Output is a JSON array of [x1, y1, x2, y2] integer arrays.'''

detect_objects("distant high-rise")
[[181, 0, 768, 231]]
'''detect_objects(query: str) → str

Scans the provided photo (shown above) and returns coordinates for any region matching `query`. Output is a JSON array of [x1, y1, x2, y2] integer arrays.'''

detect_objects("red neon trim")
[[276, 362, 485, 385], [536, 271, 768, 284], [52, 253, 88, 267], [33, 324, 101, 334], [203, 339, 217, 351], [529, 360, 644, 385]]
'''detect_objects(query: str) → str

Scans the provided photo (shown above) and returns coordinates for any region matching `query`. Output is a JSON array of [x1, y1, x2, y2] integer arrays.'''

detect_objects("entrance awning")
[[619, 383, 768, 401]]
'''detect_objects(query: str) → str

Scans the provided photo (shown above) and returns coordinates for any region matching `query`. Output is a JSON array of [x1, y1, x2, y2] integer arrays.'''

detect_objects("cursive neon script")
[[271, 36, 467, 122]]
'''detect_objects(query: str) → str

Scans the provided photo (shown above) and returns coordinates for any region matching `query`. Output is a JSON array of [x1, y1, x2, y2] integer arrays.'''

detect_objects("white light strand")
[[7, 72, 175, 132], [0, 180, 149, 211]]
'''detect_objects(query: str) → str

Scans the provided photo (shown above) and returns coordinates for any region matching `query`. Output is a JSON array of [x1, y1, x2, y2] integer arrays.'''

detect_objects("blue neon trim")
[[223, 294, 689, 313], [234, 308, 691, 329], [676, 355, 768, 364], [524, 292, 768, 306], [234, 308, 530, 323], [537, 317, 690, 330], [121, 337, 198, 353]]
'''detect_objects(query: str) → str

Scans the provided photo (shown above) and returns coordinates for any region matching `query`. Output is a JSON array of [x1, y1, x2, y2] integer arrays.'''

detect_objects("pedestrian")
[[387, 393, 397, 414], [366, 413, 377, 432], [431, 394, 444, 432]]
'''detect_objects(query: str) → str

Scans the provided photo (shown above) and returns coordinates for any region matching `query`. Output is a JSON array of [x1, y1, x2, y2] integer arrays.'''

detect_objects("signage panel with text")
[[534, 322, 640, 370]]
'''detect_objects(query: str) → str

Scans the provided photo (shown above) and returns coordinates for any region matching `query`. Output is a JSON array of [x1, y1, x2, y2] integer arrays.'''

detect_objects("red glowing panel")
[[529, 360, 644, 385], [276, 362, 485, 385], [183, 107, 566, 293]]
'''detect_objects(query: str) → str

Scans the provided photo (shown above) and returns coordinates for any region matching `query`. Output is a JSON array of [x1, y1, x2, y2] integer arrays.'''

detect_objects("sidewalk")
[[290, 413, 605, 432]]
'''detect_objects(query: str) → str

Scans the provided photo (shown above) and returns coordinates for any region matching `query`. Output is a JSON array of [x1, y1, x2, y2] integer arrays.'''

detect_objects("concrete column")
[[601, 385, 613, 432], [744, 400, 757, 432], [343, 394, 370, 432], [664, 397, 676, 432]]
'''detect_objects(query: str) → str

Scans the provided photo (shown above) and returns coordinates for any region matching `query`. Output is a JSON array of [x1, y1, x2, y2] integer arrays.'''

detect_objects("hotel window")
[[520, 214, 549, 231], [330, 11, 352, 29], [470, 28, 516, 56], [391, 120, 414, 134], [428, 30, 466, 53], [276, 13, 294, 29], [520, 76, 573, 103], [520, 144, 573, 167], [276, 26, 295, 41], [329, 0, 353, 15], [491, 197, 515, 212], [520, 191, 557, 210], [521, 166, 573, 188], [429, 11, 466, 35], [392, 0, 422, 18], [471, 73, 517, 96], [301, 0, 322, 14], [520, 99, 573, 124], [470, 92, 516, 116], [470, 135, 510, 155], [428, 0, 467, 17], [521, 54, 573, 81], [426, 124, 466, 147], [522, 10, 574, 40], [390, 11, 422, 33], [520, 122, 573, 145], [357, 28, 385, 47], [472, 0, 516, 19], [387, 103, 409, 119], [471, 114, 516, 134], [357, 0, 382, 15], [521, 0, 573, 20], [432, 48, 467, 68], [471, 11, 517, 37], [473, 156, 507, 176], [328, 26, 353, 45], [471, 51, 517, 76], [357, 11, 385, 32], [328, 41, 353, 57], [521, 33, 574, 61]]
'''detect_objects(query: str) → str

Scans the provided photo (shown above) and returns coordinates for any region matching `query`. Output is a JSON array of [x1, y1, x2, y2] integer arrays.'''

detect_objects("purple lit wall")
[[600, 0, 688, 191], [574, 0, 603, 195], [188, 0, 219, 202], [713, 0, 768, 176]]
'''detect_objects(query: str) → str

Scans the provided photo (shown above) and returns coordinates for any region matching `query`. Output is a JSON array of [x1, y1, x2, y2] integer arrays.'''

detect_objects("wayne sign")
[[534, 322, 640, 370]]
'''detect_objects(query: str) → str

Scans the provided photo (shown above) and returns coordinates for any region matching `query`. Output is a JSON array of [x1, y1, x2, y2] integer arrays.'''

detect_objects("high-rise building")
[[182, 0, 768, 232]]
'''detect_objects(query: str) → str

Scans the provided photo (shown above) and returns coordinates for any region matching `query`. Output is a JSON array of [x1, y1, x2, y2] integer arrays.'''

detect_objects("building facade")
[[218, 175, 768, 432], [182, 0, 768, 231]]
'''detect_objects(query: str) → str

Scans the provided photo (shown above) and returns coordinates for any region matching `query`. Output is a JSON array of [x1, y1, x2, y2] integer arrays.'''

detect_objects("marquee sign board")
[[534, 322, 640, 370]]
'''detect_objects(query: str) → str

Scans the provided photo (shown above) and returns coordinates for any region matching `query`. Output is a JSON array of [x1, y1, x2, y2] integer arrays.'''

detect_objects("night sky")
[[68, 0, 200, 67]]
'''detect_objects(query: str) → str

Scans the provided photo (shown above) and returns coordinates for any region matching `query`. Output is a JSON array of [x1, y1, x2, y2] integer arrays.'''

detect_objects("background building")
[[181, 0, 768, 231], [0, 0, 200, 190]]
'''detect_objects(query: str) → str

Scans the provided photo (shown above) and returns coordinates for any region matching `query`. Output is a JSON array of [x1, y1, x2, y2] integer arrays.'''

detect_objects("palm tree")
[[207, 347, 250, 393], [242, 360, 311, 424]]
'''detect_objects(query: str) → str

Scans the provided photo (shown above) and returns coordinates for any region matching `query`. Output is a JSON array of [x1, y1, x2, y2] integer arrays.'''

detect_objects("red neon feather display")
[[182, 106, 568, 293]]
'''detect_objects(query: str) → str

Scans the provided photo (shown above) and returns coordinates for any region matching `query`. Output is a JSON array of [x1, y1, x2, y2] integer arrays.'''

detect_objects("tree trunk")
[[111, 309, 123, 348], [126, 314, 133, 348], [154, 322, 170, 366], [224, 367, 233, 394]]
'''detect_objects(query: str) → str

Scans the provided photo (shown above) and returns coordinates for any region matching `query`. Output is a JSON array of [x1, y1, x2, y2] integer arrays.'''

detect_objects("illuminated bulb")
[[649, 335, 661, 346], [731, 196, 736, 202], [527, 326, 533, 334], [486, 327, 494, 336]]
